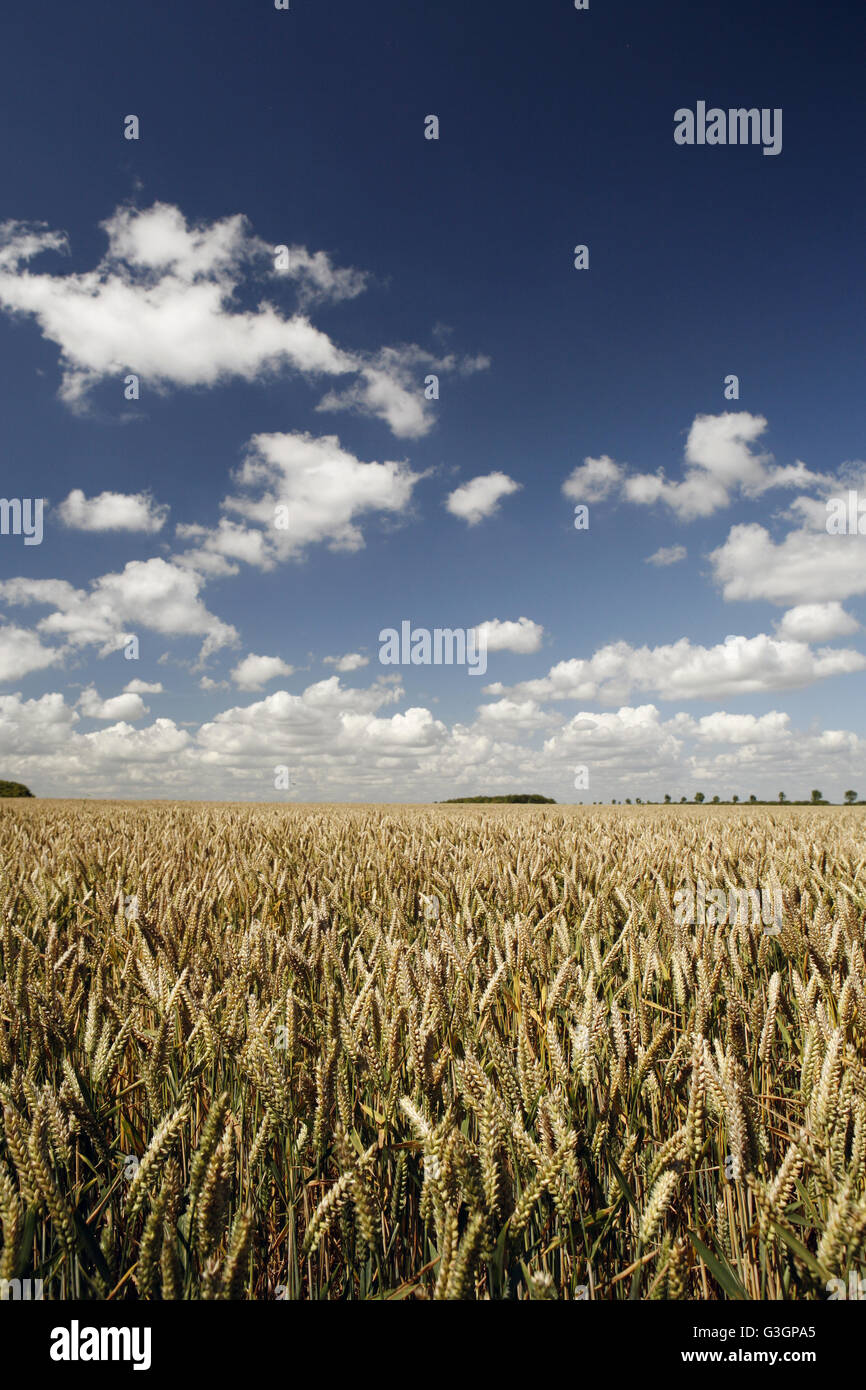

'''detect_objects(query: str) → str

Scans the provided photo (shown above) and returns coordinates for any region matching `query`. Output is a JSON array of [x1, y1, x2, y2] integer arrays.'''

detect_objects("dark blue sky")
[[0, 0, 864, 800]]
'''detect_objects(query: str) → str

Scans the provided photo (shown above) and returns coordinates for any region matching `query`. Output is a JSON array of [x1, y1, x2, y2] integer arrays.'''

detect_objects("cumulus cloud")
[[230, 653, 295, 691], [476, 698, 557, 732], [691, 710, 792, 744], [0, 203, 486, 437], [58, 489, 168, 533], [337, 706, 446, 753], [446, 472, 521, 525], [123, 679, 163, 694], [485, 633, 866, 704], [0, 557, 236, 662], [543, 702, 866, 800], [775, 602, 859, 642], [173, 519, 267, 576], [0, 677, 863, 803], [80, 719, 192, 766], [571, 413, 833, 522], [710, 522, 866, 606], [195, 677, 411, 766], [472, 617, 544, 654], [0, 677, 428, 797], [545, 705, 689, 774], [77, 685, 149, 721], [176, 431, 422, 570], [622, 413, 831, 520], [0, 623, 65, 682], [323, 652, 369, 672], [645, 544, 687, 567], [0, 692, 192, 794], [0, 692, 79, 755], [562, 455, 623, 504]]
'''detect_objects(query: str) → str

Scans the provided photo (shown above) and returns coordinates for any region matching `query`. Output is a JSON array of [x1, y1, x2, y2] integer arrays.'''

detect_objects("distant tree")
[[778, 792, 787, 803], [441, 794, 556, 804], [712, 795, 721, 803], [0, 780, 33, 798], [845, 790, 858, 804], [749, 794, 757, 803], [810, 789, 823, 804], [732, 795, 739, 803], [625, 798, 632, 804], [664, 793, 672, 803], [680, 796, 687, 803], [694, 792, 705, 803]]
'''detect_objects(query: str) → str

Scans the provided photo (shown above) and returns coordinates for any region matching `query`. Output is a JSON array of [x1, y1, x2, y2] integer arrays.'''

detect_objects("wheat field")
[[0, 799, 864, 1300]]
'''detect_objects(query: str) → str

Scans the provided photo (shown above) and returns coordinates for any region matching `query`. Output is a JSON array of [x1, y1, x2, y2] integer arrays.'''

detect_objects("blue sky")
[[1, 0, 865, 801]]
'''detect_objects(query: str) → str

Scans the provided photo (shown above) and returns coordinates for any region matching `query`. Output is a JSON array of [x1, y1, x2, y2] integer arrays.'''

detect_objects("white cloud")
[[323, 652, 369, 672], [623, 413, 805, 520], [175, 518, 270, 573], [0, 623, 64, 682], [577, 414, 833, 522], [645, 544, 687, 567], [195, 677, 409, 767], [0, 678, 863, 803], [231, 653, 295, 691], [338, 706, 446, 752], [58, 489, 168, 533], [476, 698, 557, 732], [473, 617, 544, 654], [446, 472, 521, 525], [317, 345, 491, 438], [0, 557, 237, 662], [545, 705, 688, 773], [0, 691, 79, 756], [0, 203, 486, 437], [486, 633, 866, 704], [0, 693, 190, 790], [274, 244, 369, 306], [81, 718, 191, 766], [0, 221, 67, 271], [562, 455, 623, 503], [543, 702, 866, 800], [710, 523, 866, 605], [77, 685, 148, 721], [177, 431, 423, 570], [692, 710, 791, 744], [123, 679, 163, 694], [775, 602, 859, 642]]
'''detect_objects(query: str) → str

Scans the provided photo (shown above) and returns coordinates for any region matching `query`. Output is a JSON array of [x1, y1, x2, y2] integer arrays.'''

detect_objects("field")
[[0, 800, 865, 1301]]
